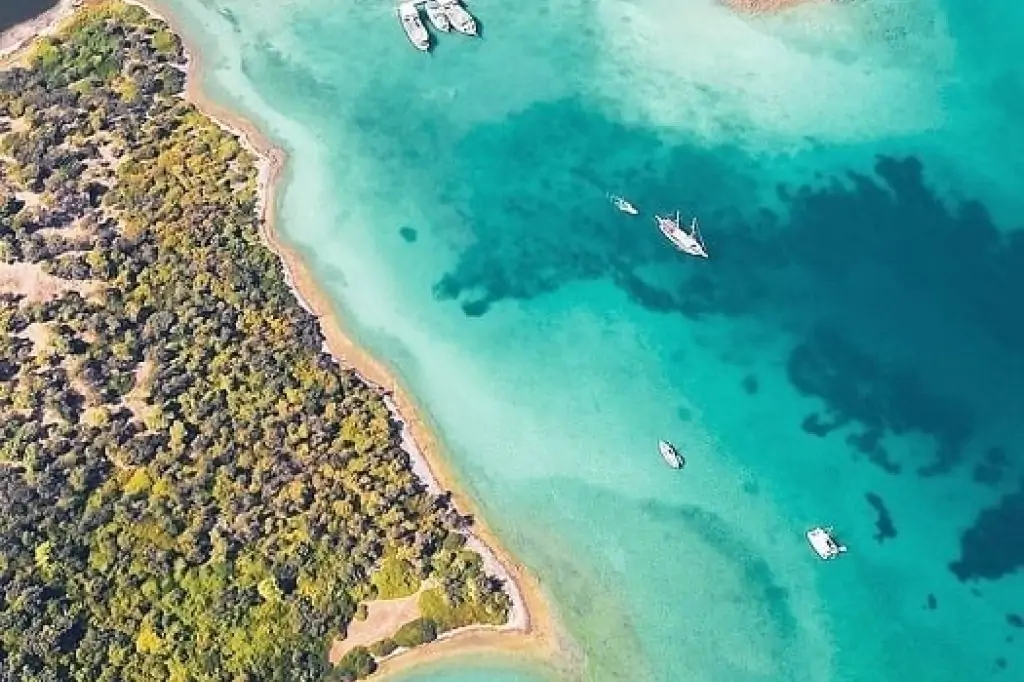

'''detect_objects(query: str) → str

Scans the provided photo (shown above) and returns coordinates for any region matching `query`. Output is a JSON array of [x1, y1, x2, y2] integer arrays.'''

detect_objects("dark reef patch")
[[399, 226, 418, 243], [925, 593, 937, 610], [801, 412, 846, 438], [950, 479, 1024, 581], [973, 447, 1009, 487], [845, 428, 901, 474], [741, 374, 759, 395], [865, 492, 897, 543], [787, 327, 972, 477], [1007, 613, 1023, 629], [432, 122, 1023, 480], [431, 97, 756, 320]]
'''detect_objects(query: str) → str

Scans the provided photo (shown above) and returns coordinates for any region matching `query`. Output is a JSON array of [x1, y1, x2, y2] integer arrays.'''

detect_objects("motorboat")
[[655, 211, 708, 258], [440, 0, 478, 36], [659, 440, 684, 469], [424, 0, 451, 32], [806, 526, 848, 560], [609, 194, 639, 215], [398, 2, 431, 51]]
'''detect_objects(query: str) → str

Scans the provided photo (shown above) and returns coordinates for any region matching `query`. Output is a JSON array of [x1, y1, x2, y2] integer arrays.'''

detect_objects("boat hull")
[[425, 2, 451, 31], [609, 195, 638, 215], [806, 527, 847, 560], [656, 216, 708, 258], [659, 441, 684, 469], [440, 0, 478, 36], [398, 4, 431, 51]]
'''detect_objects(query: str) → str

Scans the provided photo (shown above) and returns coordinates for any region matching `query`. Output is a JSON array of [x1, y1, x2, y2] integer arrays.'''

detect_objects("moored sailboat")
[[655, 211, 708, 258]]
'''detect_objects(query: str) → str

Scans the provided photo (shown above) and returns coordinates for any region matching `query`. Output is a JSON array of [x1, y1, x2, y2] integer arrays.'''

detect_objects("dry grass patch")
[[120, 358, 155, 421], [328, 592, 423, 665], [0, 262, 101, 303], [21, 322, 53, 354]]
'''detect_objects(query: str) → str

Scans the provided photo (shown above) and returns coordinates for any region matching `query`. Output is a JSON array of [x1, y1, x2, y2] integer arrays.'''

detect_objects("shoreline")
[[77, 0, 571, 677], [0, 0, 79, 58]]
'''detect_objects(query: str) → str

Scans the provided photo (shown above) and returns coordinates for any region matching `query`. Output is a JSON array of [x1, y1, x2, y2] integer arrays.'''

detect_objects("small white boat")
[[398, 2, 431, 51], [655, 211, 708, 258], [424, 0, 451, 32], [806, 527, 848, 560], [439, 0, 478, 36], [609, 194, 639, 215], [659, 440, 685, 469]]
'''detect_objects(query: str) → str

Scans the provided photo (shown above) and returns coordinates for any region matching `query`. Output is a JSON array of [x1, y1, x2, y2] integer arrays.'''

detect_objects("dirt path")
[[328, 593, 422, 664]]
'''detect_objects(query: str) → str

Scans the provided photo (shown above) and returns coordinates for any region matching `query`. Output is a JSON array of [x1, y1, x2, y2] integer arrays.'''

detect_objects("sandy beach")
[[12, 0, 573, 677]]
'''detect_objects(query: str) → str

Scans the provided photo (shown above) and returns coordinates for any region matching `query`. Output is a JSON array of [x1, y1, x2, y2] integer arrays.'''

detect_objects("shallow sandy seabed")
[[723, 0, 818, 13]]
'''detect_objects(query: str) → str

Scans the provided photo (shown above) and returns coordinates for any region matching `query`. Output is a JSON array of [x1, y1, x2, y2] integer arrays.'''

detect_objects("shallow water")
[[391, 663, 551, 682], [0, 0, 58, 33], [157, 0, 1024, 680]]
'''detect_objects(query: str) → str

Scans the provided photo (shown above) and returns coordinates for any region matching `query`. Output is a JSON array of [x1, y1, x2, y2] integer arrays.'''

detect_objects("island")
[[0, 2, 552, 680]]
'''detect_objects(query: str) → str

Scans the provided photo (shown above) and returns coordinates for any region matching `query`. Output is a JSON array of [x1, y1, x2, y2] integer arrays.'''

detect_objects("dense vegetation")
[[0, 3, 509, 681]]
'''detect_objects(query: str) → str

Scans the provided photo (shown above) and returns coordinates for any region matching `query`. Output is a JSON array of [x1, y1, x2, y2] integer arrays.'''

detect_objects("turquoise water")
[[156, 0, 1024, 680], [392, 661, 551, 682]]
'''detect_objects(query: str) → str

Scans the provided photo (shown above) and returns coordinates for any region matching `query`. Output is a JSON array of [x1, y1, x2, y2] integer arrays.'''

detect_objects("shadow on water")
[[428, 97, 1024, 583]]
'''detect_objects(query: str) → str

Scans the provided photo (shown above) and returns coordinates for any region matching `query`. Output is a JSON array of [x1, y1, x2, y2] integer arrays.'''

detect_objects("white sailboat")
[[424, 0, 451, 32], [806, 526, 848, 560], [659, 440, 685, 469], [655, 211, 708, 258], [609, 194, 639, 215], [398, 2, 431, 51]]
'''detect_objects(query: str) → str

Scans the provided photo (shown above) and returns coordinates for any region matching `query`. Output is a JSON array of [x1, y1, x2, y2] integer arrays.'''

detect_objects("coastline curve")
[[60, 0, 572, 677]]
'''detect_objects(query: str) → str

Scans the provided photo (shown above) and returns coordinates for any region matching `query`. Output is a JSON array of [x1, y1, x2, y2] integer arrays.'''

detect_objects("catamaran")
[[424, 0, 451, 32], [439, 0, 478, 36], [806, 526, 848, 560], [659, 440, 685, 469], [398, 2, 431, 51], [609, 194, 639, 215], [655, 211, 708, 258]]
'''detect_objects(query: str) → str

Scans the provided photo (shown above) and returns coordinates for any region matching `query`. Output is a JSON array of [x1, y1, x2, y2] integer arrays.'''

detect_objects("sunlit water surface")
[[156, 0, 1024, 680]]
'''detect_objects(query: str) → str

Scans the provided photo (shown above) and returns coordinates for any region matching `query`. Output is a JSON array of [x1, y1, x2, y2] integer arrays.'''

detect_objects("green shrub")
[[391, 618, 438, 648], [333, 647, 377, 680], [371, 554, 420, 599], [368, 638, 397, 657]]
